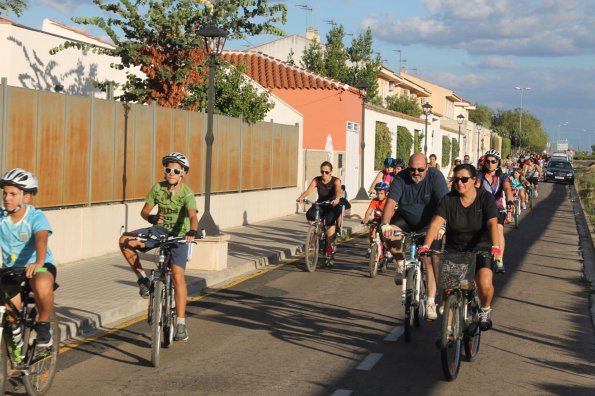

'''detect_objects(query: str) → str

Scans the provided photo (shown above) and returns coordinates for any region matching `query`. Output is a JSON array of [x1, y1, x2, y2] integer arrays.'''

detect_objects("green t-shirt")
[[145, 182, 197, 236]]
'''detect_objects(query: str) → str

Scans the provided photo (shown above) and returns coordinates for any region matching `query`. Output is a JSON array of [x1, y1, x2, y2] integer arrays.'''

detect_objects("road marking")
[[384, 325, 404, 342], [331, 390, 352, 396], [356, 352, 383, 371]]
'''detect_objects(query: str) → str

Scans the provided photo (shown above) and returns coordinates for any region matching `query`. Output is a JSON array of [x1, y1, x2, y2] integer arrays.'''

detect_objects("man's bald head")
[[408, 153, 428, 184]]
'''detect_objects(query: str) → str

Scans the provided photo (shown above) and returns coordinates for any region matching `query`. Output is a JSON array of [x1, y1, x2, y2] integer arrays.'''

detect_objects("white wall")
[[45, 187, 300, 265]]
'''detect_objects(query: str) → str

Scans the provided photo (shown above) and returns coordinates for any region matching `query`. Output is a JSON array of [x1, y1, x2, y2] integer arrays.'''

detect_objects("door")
[[345, 121, 360, 199]]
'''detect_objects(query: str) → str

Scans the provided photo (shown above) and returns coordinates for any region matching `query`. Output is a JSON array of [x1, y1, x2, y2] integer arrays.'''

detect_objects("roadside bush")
[[397, 126, 413, 160], [414, 130, 423, 153], [375, 122, 392, 170], [575, 165, 595, 227], [502, 137, 511, 159], [442, 136, 451, 168], [451, 138, 459, 162]]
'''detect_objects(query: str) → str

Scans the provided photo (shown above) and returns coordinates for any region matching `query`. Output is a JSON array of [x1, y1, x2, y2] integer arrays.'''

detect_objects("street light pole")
[[392, 49, 402, 72], [556, 122, 568, 150], [354, 81, 371, 200], [422, 102, 433, 155], [457, 114, 465, 157], [514, 86, 531, 151], [476, 123, 482, 162], [196, 24, 229, 236]]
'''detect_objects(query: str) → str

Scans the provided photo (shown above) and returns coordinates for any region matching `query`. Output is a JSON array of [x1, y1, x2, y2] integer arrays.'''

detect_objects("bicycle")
[[363, 219, 389, 278], [396, 230, 427, 342], [527, 182, 535, 210], [430, 250, 484, 381], [303, 199, 335, 272], [0, 267, 59, 395], [123, 230, 203, 368], [511, 194, 521, 229]]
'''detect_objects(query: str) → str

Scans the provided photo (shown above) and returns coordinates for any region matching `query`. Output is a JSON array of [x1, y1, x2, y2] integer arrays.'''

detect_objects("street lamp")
[[392, 49, 402, 72], [422, 102, 433, 155], [456, 114, 465, 157], [196, 24, 229, 236], [556, 122, 568, 150], [514, 86, 531, 150], [476, 123, 483, 162], [354, 81, 371, 200]]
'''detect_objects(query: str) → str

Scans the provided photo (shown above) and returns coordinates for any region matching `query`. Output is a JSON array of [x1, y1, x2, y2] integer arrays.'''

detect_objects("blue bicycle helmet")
[[394, 157, 405, 168], [374, 182, 390, 191]]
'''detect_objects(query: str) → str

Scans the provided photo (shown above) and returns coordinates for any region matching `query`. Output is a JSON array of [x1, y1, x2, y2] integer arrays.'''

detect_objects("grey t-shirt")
[[388, 167, 449, 229]]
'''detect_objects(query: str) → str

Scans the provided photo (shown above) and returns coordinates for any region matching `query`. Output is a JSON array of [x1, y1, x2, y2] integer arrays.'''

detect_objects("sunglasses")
[[486, 159, 498, 164], [320, 170, 331, 175], [451, 176, 472, 184], [165, 167, 183, 175], [408, 167, 426, 173]]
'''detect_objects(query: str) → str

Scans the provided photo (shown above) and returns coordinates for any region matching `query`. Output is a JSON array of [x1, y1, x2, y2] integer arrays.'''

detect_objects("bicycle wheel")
[[415, 268, 426, 327], [440, 294, 462, 381], [369, 243, 380, 278], [150, 279, 164, 367], [514, 200, 520, 229], [163, 276, 175, 348], [23, 313, 60, 396], [403, 269, 415, 342], [464, 294, 481, 362], [0, 337, 8, 395], [305, 224, 319, 272]]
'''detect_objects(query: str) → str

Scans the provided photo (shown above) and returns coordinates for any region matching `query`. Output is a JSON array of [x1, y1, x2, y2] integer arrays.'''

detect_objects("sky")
[[10, 0, 595, 151]]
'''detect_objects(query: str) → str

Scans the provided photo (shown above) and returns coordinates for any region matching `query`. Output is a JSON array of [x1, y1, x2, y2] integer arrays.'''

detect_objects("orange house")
[[222, 50, 363, 194]]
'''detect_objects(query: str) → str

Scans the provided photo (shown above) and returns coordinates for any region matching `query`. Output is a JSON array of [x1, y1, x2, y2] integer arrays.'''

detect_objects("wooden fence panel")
[[131, 104, 154, 200], [36, 91, 64, 206], [186, 111, 203, 194], [112, 102, 130, 201], [62, 95, 90, 206], [6, 87, 36, 173], [90, 99, 117, 203]]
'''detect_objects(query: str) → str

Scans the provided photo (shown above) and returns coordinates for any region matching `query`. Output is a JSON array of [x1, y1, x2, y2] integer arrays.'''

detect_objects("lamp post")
[[392, 49, 402, 72], [354, 81, 371, 200], [422, 102, 433, 155], [196, 24, 229, 236], [514, 86, 531, 150], [456, 114, 465, 157], [476, 123, 482, 162], [556, 122, 568, 150]]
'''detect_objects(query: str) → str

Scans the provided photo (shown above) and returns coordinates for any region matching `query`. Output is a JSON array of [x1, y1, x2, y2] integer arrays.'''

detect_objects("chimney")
[[306, 27, 320, 43]]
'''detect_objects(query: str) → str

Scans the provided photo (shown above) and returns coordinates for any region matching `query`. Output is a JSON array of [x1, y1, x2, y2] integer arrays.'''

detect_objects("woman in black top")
[[418, 164, 500, 331], [297, 161, 342, 257]]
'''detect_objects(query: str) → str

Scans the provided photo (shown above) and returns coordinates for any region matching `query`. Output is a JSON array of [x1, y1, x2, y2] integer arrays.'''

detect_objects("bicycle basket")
[[438, 252, 477, 289]]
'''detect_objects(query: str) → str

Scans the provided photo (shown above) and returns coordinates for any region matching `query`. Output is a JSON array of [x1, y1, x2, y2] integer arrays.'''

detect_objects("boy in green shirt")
[[119, 152, 198, 341]]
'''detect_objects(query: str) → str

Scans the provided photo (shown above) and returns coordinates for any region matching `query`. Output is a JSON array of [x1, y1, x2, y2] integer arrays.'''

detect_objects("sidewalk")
[[55, 213, 367, 342]]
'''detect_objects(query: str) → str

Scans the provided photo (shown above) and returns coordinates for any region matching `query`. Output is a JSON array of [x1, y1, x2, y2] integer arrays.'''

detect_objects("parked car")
[[544, 160, 574, 184]]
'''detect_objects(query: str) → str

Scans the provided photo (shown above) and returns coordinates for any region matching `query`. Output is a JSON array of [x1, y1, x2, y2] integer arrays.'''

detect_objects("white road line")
[[384, 325, 404, 342], [356, 352, 383, 371], [330, 390, 353, 396]]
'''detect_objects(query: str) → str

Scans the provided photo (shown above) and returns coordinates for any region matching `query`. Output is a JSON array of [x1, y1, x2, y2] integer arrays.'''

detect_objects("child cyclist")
[[509, 168, 530, 210], [362, 182, 390, 257], [119, 152, 198, 342], [0, 168, 56, 347]]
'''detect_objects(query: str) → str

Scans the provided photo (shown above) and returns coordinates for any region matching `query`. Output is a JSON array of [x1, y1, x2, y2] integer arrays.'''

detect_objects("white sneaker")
[[426, 302, 437, 321]]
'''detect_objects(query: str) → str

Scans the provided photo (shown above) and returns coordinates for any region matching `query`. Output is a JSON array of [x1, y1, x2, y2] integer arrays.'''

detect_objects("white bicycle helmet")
[[0, 168, 38, 195], [484, 149, 501, 161], [162, 152, 190, 172]]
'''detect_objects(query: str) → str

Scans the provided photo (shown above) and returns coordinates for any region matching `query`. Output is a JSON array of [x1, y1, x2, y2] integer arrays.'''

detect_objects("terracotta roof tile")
[[221, 50, 357, 92]]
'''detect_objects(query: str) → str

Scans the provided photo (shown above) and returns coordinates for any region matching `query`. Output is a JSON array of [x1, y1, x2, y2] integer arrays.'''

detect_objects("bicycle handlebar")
[[302, 199, 333, 206], [123, 230, 206, 245]]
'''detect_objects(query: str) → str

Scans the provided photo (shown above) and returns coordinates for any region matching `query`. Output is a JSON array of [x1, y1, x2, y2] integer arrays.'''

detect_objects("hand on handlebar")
[[490, 245, 502, 260], [147, 214, 163, 225], [417, 246, 430, 257]]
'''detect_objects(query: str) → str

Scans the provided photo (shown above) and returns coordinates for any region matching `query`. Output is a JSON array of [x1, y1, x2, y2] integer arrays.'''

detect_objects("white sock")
[[136, 271, 147, 280], [177, 317, 186, 325], [428, 297, 435, 304]]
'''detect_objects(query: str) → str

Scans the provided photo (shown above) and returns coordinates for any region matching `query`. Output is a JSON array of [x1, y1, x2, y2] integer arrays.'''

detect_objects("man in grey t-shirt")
[[381, 153, 448, 320]]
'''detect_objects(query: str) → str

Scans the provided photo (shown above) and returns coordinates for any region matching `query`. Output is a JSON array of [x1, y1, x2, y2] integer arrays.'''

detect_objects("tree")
[[374, 122, 392, 170], [51, 0, 286, 118], [469, 104, 493, 128], [492, 109, 548, 152], [301, 25, 382, 102], [0, 0, 27, 17], [591, 144, 595, 153], [385, 95, 421, 117]]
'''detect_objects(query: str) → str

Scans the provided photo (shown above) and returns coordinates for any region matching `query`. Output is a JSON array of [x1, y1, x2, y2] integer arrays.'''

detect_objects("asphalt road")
[[19, 181, 595, 396]]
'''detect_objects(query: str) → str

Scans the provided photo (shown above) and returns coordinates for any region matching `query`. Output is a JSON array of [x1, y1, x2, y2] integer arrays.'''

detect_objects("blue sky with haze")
[[11, 0, 595, 151]]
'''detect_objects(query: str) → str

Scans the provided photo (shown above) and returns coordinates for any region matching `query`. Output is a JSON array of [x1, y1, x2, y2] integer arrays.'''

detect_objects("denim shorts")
[[134, 226, 189, 269]]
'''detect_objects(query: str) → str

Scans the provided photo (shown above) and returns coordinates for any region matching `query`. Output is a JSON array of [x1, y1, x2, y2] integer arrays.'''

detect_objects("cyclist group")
[[298, 148, 528, 331]]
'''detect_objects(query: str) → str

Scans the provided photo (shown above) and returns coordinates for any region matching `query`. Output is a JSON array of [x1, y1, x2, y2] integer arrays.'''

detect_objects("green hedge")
[[397, 126, 413, 160], [502, 137, 511, 159], [451, 138, 459, 162], [442, 136, 451, 168], [375, 122, 392, 170], [414, 130, 423, 153]]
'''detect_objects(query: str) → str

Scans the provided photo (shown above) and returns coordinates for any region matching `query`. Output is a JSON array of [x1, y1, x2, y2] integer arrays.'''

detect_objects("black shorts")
[[0, 263, 57, 304], [390, 214, 442, 250], [527, 176, 538, 186], [497, 211, 507, 225]]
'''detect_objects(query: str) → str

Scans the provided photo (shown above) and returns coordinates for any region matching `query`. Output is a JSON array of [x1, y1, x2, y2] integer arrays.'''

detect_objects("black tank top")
[[316, 176, 338, 202]]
